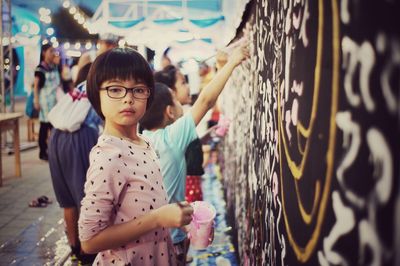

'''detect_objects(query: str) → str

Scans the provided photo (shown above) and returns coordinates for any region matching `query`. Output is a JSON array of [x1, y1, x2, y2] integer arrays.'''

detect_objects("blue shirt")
[[142, 113, 197, 244]]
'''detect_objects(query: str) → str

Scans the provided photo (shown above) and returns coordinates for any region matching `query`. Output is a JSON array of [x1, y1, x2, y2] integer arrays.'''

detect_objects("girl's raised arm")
[[190, 43, 249, 126]]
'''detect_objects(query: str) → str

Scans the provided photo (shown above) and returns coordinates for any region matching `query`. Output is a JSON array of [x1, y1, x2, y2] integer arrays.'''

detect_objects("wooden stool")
[[27, 118, 39, 142]]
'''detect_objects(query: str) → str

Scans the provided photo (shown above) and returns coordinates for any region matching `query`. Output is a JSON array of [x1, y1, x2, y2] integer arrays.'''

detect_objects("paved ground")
[[0, 98, 70, 264]]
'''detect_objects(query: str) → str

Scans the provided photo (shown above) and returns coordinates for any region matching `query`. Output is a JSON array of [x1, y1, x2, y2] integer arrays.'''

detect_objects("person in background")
[[78, 47, 193, 265], [140, 43, 249, 265], [48, 63, 102, 265], [74, 33, 120, 80], [53, 52, 74, 99], [33, 44, 61, 161], [160, 47, 172, 69], [155, 64, 192, 105], [198, 62, 214, 92]]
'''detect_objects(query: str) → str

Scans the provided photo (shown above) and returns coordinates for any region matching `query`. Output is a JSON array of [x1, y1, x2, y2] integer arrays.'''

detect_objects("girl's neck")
[[103, 123, 140, 142]]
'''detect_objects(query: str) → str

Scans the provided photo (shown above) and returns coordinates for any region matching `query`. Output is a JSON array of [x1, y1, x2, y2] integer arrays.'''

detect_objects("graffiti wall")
[[220, 0, 400, 265]]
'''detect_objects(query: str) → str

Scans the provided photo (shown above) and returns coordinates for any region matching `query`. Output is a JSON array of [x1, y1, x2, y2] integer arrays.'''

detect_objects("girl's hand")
[[34, 98, 40, 111], [208, 222, 215, 245], [155, 202, 193, 228], [228, 42, 250, 67]]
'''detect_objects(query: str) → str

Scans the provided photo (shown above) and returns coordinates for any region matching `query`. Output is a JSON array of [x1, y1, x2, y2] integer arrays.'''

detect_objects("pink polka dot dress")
[[79, 134, 177, 265]]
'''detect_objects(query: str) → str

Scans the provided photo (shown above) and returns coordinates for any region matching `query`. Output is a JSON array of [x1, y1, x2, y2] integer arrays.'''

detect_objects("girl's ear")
[[165, 105, 175, 120]]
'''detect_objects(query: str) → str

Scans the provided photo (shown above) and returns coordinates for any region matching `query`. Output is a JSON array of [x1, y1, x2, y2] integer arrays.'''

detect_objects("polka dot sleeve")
[[78, 141, 128, 241]]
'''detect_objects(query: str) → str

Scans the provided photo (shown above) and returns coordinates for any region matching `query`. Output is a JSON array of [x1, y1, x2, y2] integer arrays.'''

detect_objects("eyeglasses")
[[101, 85, 151, 99]]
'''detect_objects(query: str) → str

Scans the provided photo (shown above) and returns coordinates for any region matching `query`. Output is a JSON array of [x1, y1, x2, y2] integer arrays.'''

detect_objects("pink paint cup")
[[188, 201, 216, 249]]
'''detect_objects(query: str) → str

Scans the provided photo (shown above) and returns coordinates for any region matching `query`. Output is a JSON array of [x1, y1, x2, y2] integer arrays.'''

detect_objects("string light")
[[39, 7, 52, 24], [46, 28, 55, 35], [62, 0, 94, 34], [69, 7, 77, 15], [85, 42, 92, 49], [62, 1, 71, 8]]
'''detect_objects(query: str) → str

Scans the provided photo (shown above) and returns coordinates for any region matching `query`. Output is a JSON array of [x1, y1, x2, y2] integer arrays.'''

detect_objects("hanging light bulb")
[[63, 1, 71, 8]]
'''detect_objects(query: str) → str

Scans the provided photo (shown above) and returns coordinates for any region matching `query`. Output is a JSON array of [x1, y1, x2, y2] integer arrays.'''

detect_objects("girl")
[[154, 66, 205, 204], [33, 44, 60, 160], [140, 43, 249, 264], [78, 47, 193, 265]]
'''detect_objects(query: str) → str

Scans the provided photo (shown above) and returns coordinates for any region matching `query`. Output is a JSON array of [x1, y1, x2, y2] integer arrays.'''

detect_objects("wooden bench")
[[0, 112, 23, 186]]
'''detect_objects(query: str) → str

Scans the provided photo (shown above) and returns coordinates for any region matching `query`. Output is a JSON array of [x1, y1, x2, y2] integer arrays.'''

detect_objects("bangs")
[[94, 48, 153, 88]]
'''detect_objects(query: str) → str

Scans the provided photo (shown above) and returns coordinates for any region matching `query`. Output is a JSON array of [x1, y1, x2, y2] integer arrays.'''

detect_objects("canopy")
[[88, 0, 250, 50]]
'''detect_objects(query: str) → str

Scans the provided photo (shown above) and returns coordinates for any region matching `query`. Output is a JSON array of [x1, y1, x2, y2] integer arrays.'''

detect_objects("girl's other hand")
[[155, 202, 194, 228]]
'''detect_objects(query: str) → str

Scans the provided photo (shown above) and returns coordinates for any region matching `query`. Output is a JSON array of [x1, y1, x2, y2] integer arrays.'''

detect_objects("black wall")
[[221, 0, 400, 265]]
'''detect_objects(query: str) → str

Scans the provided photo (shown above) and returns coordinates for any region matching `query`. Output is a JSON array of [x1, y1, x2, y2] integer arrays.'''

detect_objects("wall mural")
[[220, 0, 399, 265]]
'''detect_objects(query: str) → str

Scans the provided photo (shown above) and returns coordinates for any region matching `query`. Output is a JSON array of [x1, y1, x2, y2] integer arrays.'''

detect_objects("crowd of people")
[[28, 32, 249, 265]]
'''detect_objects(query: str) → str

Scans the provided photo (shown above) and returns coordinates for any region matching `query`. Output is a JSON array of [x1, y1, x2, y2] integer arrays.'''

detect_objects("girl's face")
[[100, 79, 148, 130], [174, 72, 191, 105], [43, 47, 56, 63], [171, 92, 184, 120]]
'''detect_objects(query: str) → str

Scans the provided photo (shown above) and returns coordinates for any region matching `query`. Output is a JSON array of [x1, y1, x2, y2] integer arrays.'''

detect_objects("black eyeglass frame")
[[100, 85, 151, 99]]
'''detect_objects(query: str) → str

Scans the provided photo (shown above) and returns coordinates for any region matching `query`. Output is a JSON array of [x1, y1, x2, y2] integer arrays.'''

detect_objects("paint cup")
[[188, 201, 216, 249], [215, 117, 230, 137]]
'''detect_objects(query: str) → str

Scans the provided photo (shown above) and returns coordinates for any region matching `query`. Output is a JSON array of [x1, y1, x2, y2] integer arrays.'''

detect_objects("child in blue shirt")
[[140, 43, 249, 264]]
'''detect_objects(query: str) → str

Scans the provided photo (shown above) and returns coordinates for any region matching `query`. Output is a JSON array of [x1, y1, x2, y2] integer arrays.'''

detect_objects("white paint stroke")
[[342, 37, 376, 112], [291, 80, 303, 96], [293, 9, 301, 30], [335, 111, 365, 208], [285, 1, 292, 34], [285, 109, 292, 142], [285, 36, 293, 102], [376, 32, 386, 53], [272, 171, 279, 208], [318, 191, 355, 266], [380, 38, 400, 114], [299, 0, 309, 47], [359, 42, 376, 112], [359, 220, 383, 266], [366, 128, 393, 205], [291, 98, 299, 126], [340, 0, 350, 24]]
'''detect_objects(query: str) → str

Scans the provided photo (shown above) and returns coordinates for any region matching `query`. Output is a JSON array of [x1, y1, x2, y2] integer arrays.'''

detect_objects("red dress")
[[185, 139, 204, 202], [185, 175, 203, 202]]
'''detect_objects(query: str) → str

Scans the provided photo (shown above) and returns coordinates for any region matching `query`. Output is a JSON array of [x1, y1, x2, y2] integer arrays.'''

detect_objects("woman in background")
[[33, 44, 60, 160]]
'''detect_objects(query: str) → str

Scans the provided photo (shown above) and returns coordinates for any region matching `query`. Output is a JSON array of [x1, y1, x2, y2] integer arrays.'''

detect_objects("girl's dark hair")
[[140, 82, 174, 130], [86, 47, 155, 120], [154, 65, 178, 91], [74, 63, 92, 87], [40, 43, 53, 62]]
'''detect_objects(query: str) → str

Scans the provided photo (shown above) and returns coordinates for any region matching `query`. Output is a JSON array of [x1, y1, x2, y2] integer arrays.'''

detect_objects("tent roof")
[[11, 0, 222, 14], [12, 0, 249, 60]]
